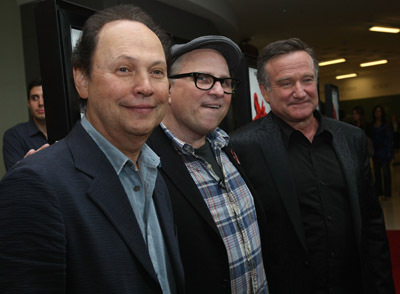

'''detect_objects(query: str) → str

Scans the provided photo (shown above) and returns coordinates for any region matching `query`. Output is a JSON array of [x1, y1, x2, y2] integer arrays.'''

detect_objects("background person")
[[0, 5, 184, 293], [2, 77, 48, 170], [370, 104, 395, 199], [351, 105, 374, 156], [230, 38, 394, 294], [351, 105, 368, 131], [147, 35, 269, 293]]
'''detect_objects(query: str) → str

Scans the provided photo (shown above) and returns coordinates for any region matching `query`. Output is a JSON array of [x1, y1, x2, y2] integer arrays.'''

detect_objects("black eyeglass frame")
[[169, 72, 240, 94]]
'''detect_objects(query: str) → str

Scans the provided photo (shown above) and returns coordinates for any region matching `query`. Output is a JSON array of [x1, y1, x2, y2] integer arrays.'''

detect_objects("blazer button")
[[133, 186, 140, 192], [304, 260, 310, 267]]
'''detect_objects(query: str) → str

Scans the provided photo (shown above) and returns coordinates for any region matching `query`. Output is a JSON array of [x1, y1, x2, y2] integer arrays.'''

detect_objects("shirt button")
[[133, 186, 140, 192], [327, 215, 333, 222]]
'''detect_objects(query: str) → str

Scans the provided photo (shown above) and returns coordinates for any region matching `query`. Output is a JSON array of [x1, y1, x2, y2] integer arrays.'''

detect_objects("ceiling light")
[[360, 59, 388, 67], [319, 58, 346, 66], [336, 73, 357, 80], [369, 26, 400, 33]]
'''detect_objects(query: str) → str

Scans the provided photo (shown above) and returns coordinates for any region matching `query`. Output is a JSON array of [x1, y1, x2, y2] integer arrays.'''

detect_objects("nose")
[[38, 95, 44, 106], [133, 72, 154, 97], [293, 82, 306, 98], [209, 80, 225, 97]]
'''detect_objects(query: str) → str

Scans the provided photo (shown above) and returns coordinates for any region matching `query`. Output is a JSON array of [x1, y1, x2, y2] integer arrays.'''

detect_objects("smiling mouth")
[[290, 101, 309, 106], [202, 104, 221, 109]]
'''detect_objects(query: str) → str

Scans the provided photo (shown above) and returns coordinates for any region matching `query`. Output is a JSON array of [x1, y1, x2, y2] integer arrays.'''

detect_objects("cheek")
[[222, 95, 232, 110], [270, 90, 289, 105], [306, 85, 318, 96], [155, 84, 169, 103]]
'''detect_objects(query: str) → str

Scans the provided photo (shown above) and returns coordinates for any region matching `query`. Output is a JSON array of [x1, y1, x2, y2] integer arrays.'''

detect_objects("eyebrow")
[[277, 73, 315, 82], [276, 77, 292, 83]]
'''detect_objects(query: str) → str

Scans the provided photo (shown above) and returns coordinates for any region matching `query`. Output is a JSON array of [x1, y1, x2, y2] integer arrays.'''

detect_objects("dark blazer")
[[230, 113, 394, 294], [147, 126, 267, 294], [0, 123, 185, 294]]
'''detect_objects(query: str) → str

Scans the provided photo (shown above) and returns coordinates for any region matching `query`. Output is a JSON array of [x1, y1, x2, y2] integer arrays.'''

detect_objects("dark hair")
[[256, 38, 319, 90], [352, 105, 365, 118], [372, 104, 387, 124], [27, 77, 42, 100], [72, 4, 171, 77], [352, 105, 366, 127]]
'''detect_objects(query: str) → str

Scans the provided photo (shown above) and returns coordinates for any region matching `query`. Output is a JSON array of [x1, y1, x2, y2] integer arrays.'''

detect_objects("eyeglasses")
[[169, 72, 240, 94]]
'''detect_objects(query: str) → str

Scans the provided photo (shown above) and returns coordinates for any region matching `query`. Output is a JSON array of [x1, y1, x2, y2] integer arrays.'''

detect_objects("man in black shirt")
[[230, 38, 394, 294], [2, 78, 48, 170]]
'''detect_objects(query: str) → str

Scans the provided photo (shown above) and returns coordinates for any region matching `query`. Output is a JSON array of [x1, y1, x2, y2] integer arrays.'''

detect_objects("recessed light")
[[360, 59, 388, 67], [319, 58, 346, 66], [369, 26, 400, 33], [336, 73, 357, 80]]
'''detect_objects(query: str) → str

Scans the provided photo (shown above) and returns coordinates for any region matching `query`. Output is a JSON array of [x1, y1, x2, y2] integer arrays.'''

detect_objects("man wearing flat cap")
[[147, 35, 269, 293]]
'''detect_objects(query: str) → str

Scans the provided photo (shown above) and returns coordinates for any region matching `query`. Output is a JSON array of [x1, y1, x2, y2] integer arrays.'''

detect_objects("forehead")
[[30, 85, 43, 95], [95, 20, 165, 61], [178, 49, 229, 73], [266, 51, 314, 77]]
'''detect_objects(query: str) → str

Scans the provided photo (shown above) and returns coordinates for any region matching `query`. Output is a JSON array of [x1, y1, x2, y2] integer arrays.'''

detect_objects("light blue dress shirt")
[[81, 117, 175, 294]]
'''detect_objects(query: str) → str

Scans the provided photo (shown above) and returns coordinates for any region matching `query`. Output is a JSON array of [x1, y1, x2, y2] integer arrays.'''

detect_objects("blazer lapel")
[[257, 115, 308, 251], [149, 127, 220, 234], [329, 124, 362, 247], [66, 123, 159, 282]]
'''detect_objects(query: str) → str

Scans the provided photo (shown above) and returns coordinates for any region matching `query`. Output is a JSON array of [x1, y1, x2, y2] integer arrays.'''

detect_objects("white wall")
[[0, 0, 28, 177], [319, 68, 400, 102]]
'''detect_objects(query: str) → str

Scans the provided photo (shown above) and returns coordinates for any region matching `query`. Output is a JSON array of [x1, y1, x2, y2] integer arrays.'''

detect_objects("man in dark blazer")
[[147, 36, 269, 293], [230, 38, 394, 293], [0, 5, 184, 293]]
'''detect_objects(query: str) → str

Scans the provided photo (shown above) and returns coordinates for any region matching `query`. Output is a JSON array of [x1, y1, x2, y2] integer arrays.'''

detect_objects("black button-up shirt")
[[274, 112, 361, 293]]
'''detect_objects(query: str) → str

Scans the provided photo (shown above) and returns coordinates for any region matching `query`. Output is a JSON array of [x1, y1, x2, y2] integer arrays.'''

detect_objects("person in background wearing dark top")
[[0, 5, 184, 293], [370, 105, 395, 199], [351, 105, 368, 131], [230, 38, 394, 294], [147, 35, 269, 293], [390, 114, 400, 152], [2, 78, 49, 170], [352, 105, 374, 156]]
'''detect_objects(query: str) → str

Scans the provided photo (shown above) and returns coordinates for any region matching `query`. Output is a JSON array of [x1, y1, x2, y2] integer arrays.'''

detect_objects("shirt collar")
[[272, 110, 332, 148], [27, 119, 44, 137], [81, 116, 160, 175], [160, 122, 230, 155]]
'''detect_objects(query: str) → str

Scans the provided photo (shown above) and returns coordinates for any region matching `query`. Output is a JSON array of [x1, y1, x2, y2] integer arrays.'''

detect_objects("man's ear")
[[73, 67, 89, 99], [259, 83, 271, 103]]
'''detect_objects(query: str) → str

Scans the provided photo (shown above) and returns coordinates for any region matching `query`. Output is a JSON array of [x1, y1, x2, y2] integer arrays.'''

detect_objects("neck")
[[287, 115, 319, 143], [110, 135, 146, 167], [162, 115, 206, 149], [33, 118, 47, 138]]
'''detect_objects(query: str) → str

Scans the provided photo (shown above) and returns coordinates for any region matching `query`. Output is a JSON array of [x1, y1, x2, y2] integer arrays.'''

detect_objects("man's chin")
[[34, 116, 46, 122]]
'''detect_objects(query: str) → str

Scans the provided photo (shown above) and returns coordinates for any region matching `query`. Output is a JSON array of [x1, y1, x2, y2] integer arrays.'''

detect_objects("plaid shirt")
[[161, 123, 268, 294]]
